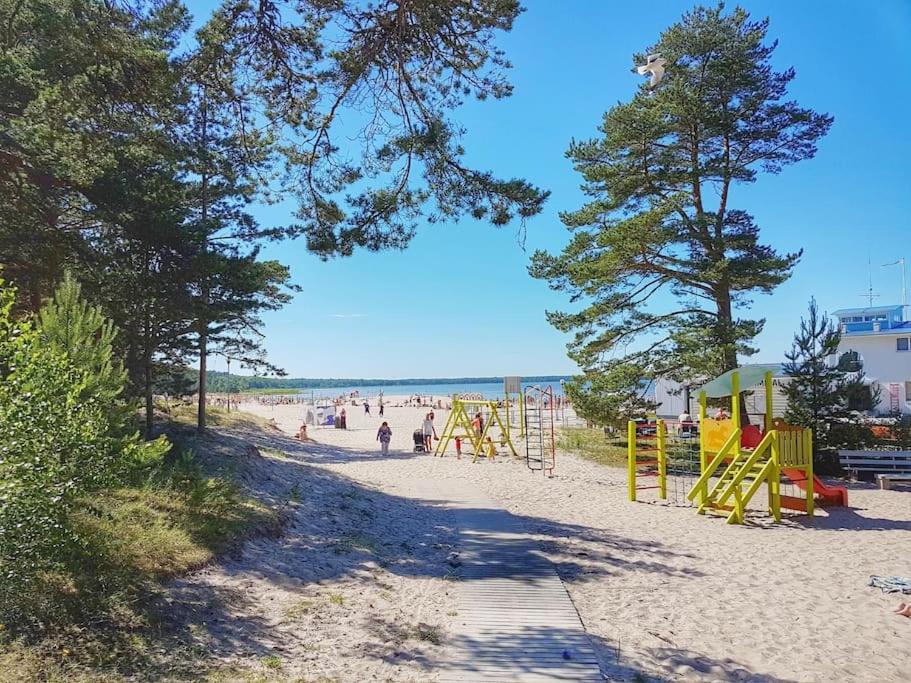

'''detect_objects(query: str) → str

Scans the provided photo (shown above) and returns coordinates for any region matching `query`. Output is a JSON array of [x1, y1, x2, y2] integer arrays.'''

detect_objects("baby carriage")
[[413, 429, 426, 453]]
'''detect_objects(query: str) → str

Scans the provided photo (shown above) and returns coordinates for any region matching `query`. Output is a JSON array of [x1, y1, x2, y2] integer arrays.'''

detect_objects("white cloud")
[[328, 313, 368, 319]]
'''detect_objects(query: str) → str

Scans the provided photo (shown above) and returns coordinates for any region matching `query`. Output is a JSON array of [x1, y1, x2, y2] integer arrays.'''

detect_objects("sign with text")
[[504, 376, 522, 394]]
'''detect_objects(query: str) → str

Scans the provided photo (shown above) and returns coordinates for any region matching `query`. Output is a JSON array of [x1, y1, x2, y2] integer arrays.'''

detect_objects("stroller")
[[413, 429, 426, 453]]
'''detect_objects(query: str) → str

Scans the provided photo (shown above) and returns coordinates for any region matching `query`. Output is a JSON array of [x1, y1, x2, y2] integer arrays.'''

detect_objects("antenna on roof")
[[882, 257, 907, 317], [861, 257, 880, 307]]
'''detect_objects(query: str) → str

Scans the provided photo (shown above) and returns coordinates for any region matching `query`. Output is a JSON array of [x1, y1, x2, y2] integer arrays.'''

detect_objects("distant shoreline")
[[206, 372, 572, 394]]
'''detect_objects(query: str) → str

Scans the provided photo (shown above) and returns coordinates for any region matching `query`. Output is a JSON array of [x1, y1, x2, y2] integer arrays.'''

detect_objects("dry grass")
[[159, 401, 276, 432], [557, 427, 629, 468], [0, 447, 280, 682]]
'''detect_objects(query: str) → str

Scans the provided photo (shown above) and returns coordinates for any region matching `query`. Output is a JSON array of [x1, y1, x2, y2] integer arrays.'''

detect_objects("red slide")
[[782, 469, 848, 507]]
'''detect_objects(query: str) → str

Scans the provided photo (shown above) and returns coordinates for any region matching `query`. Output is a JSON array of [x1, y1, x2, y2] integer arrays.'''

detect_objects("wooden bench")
[[876, 473, 911, 490], [839, 450, 911, 482]]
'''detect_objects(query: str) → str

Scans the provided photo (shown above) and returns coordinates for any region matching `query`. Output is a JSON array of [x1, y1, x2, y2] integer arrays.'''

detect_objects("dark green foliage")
[[564, 366, 655, 429], [531, 4, 832, 394], [782, 298, 874, 455], [0, 278, 169, 619], [1, 0, 543, 432]]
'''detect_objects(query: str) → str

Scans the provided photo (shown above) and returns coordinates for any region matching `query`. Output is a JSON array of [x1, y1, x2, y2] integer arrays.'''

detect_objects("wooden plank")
[[414, 478, 603, 682]]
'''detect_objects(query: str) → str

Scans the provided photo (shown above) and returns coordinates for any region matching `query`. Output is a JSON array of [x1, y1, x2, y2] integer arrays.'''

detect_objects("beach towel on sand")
[[869, 575, 911, 594]]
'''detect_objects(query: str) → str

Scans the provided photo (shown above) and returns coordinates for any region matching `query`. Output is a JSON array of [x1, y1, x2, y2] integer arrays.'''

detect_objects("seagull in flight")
[[637, 53, 668, 88]]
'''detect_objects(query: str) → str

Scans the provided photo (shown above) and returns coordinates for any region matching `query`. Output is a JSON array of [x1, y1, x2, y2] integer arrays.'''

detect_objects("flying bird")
[[637, 53, 668, 88]]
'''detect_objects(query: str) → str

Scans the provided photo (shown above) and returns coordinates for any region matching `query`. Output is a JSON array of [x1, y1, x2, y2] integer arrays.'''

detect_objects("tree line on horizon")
[[203, 371, 572, 394]]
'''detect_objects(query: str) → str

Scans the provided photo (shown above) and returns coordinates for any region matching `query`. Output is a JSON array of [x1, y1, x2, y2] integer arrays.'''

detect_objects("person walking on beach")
[[377, 421, 392, 455], [422, 412, 437, 453], [378, 397, 384, 417], [364, 400, 370, 416], [339, 407, 347, 429]]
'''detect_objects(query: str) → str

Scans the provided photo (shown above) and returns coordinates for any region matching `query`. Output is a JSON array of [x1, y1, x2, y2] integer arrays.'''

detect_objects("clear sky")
[[188, 0, 911, 379]]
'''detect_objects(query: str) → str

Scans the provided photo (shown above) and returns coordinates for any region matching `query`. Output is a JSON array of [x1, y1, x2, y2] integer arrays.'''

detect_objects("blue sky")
[[188, 0, 911, 378]]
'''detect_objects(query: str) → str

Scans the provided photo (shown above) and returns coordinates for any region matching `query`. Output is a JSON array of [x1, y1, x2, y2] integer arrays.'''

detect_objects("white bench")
[[839, 450, 911, 482], [876, 473, 911, 490]]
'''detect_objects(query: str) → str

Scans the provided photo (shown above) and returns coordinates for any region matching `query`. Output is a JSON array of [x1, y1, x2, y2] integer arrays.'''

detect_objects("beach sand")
[[178, 396, 911, 681]]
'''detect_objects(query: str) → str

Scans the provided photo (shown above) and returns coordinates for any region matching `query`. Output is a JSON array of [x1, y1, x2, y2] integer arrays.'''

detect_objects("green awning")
[[698, 364, 782, 398]]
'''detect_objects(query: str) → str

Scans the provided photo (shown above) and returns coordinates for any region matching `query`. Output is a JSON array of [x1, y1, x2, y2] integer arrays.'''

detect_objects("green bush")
[[0, 277, 168, 627]]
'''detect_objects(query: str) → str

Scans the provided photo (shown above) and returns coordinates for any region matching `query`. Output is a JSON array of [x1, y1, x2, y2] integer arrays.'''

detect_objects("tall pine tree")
[[531, 5, 832, 405]]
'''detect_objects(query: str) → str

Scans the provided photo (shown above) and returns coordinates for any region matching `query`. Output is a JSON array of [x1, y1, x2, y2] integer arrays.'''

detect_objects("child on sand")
[[376, 421, 392, 455], [485, 436, 497, 461], [454, 436, 462, 460]]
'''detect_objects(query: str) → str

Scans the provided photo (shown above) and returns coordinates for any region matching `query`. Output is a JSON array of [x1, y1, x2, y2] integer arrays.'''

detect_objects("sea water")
[[271, 379, 570, 401]]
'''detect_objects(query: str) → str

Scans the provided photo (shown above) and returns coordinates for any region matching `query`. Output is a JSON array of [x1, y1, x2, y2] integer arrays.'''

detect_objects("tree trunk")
[[196, 89, 209, 435], [143, 309, 154, 440], [144, 351, 154, 440], [197, 318, 207, 433], [715, 282, 751, 424]]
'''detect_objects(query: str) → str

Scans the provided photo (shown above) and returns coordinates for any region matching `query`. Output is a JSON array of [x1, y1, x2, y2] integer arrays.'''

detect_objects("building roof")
[[699, 364, 783, 398], [832, 305, 903, 317]]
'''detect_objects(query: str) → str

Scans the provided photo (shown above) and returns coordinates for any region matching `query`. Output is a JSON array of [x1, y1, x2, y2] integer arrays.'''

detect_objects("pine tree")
[[37, 271, 125, 408], [564, 364, 655, 429], [196, 0, 548, 257], [530, 4, 833, 394], [782, 298, 871, 454]]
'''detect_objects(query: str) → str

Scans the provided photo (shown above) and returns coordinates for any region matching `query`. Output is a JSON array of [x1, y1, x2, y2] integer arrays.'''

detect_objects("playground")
[[627, 366, 850, 523], [239, 395, 911, 682]]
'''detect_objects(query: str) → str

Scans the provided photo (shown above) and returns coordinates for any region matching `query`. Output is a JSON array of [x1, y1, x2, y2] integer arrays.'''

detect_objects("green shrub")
[[0, 278, 168, 627]]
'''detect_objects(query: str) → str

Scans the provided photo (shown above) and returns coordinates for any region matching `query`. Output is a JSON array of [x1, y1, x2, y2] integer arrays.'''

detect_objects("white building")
[[834, 305, 911, 416]]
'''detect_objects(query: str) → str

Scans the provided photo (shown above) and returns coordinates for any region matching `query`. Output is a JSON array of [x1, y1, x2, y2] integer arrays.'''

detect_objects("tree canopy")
[[0, 0, 544, 430], [531, 4, 832, 421]]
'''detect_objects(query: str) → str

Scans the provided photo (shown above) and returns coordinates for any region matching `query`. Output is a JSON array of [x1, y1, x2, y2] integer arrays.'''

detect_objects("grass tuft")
[[557, 427, 628, 468]]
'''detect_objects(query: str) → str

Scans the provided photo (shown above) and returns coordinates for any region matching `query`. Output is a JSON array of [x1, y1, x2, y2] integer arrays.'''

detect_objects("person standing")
[[364, 400, 370, 415], [340, 407, 347, 429], [422, 412, 437, 453], [377, 421, 392, 455], [379, 397, 384, 417]]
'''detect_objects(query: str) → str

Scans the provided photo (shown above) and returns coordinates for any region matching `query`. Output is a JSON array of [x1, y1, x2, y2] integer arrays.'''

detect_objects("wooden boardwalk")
[[417, 480, 602, 682]]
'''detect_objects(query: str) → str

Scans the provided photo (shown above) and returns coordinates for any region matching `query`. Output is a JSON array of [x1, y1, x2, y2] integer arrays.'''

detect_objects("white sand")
[[180, 397, 911, 681]]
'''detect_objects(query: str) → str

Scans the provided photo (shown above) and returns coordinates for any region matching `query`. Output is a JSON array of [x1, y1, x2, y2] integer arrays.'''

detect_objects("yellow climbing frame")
[[434, 397, 519, 461]]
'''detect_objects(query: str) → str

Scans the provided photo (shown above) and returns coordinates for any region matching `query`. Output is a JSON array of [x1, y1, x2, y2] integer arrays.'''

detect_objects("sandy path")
[[239, 398, 911, 682]]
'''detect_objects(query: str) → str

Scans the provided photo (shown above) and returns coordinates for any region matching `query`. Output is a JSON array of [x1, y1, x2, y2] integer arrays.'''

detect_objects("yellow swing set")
[[434, 397, 519, 461]]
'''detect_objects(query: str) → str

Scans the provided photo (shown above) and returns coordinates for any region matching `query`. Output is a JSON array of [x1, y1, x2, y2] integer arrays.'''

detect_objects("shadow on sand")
[[151, 420, 822, 681]]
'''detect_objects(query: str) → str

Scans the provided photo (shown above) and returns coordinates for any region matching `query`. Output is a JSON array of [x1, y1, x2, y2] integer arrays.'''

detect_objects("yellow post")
[[764, 370, 774, 433], [698, 391, 707, 472], [627, 420, 636, 502], [503, 381, 510, 442], [657, 419, 667, 500], [805, 429, 815, 517], [518, 391, 525, 438], [731, 370, 740, 430], [769, 432, 781, 522]]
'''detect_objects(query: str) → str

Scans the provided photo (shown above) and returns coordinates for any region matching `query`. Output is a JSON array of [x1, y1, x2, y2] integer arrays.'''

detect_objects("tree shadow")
[[137, 421, 717, 678]]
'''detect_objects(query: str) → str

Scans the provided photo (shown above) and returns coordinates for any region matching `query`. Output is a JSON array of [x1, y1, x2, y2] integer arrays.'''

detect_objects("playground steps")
[[697, 447, 774, 524]]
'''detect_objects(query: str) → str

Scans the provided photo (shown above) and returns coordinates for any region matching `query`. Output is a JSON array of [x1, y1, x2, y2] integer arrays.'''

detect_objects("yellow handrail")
[[727, 458, 775, 524], [715, 430, 776, 507], [686, 428, 742, 505]]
